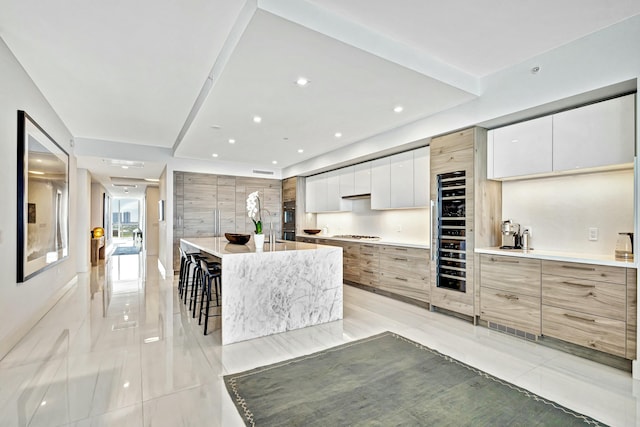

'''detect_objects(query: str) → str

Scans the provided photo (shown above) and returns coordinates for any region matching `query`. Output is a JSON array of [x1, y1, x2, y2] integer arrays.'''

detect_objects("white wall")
[[77, 169, 91, 272], [502, 170, 634, 254], [0, 38, 77, 359], [145, 186, 160, 256], [316, 200, 429, 245]]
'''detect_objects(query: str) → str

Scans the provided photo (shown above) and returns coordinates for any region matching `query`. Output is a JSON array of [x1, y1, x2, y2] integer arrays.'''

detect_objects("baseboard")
[[0, 275, 77, 361], [157, 259, 174, 279]]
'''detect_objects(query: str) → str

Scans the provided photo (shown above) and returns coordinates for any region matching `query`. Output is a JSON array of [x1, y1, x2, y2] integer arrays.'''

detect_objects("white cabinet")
[[339, 166, 355, 196], [354, 162, 371, 194], [389, 151, 414, 208], [413, 147, 429, 207], [488, 116, 553, 179], [487, 94, 635, 180], [553, 94, 635, 172], [305, 174, 325, 213], [371, 157, 390, 209], [326, 170, 341, 211]]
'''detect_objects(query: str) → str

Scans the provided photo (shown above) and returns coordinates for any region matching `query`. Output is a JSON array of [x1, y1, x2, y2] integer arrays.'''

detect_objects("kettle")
[[615, 232, 633, 261]]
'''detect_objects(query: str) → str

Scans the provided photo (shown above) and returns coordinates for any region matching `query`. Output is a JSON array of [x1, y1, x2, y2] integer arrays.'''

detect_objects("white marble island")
[[180, 237, 343, 345]]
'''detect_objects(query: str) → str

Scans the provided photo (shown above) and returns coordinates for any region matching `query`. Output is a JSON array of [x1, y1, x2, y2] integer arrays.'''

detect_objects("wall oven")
[[282, 201, 296, 241]]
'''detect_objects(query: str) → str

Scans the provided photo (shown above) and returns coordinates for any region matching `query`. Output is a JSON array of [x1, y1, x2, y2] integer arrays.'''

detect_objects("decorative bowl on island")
[[225, 233, 251, 245], [303, 229, 322, 235]]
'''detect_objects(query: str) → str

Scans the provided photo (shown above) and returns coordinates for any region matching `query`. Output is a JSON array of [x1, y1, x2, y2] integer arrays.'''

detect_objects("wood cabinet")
[[282, 177, 296, 202], [174, 171, 281, 270], [488, 116, 553, 179], [553, 94, 635, 172], [479, 254, 541, 335], [296, 236, 429, 304], [413, 147, 430, 207], [541, 260, 633, 358], [487, 94, 635, 180], [430, 128, 502, 318], [378, 245, 429, 302]]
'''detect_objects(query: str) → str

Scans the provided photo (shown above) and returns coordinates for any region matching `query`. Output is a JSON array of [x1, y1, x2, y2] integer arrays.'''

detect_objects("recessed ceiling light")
[[121, 165, 129, 169], [393, 105, 404, 113], [272, 160, 278, 165], [212, 153, 219, 158], [228, 139, 235, 144], [334, 132, 342, 138], [210, 125, 221, 129], [296, 77, 310, 86], [297, 149, 304, 153], [253, 116, 262, 123]]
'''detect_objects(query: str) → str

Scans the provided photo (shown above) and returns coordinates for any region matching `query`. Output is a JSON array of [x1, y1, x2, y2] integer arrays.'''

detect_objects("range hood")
[[341, 193, 371, 200]]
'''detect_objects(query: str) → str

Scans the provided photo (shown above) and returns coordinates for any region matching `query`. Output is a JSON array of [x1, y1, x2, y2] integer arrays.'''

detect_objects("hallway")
[[0, 253, 638, 426]]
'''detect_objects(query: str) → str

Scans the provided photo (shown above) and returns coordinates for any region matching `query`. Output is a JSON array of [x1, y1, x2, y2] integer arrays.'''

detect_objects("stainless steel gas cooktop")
[[332, 235, 381, 240]]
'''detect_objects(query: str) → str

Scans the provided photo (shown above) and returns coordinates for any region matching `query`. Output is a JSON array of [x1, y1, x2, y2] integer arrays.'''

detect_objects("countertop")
[[475, 247, 637, 268], [181, 237, 335, 258], [296, 234, 429, 250]]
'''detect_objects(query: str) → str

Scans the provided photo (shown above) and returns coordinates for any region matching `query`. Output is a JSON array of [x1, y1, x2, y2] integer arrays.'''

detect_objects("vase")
[[254, 233, 265, 250]]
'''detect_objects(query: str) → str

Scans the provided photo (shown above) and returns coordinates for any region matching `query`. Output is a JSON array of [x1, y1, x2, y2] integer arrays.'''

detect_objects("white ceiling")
[[1, 0, 639, 196]]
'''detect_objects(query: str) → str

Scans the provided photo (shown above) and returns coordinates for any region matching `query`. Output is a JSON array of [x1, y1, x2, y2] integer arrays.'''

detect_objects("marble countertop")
[[475, 247, 637, 268], [296, 234, 429, 250], [181, 237, 332, 258]]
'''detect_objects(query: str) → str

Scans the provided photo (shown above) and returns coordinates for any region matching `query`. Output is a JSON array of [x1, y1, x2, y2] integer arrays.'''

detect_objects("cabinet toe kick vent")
[[488, 322, 538, 342]]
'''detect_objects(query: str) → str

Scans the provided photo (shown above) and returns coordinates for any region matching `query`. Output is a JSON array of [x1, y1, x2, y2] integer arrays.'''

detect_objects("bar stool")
[[189, 254, 220, 318], [184, 253, 208, 306], [198, 258, 222, 335], [178, 247, 200, 298]]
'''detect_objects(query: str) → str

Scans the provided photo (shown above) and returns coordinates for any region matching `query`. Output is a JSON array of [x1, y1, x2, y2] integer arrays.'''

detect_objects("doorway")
[[112, 198, 143, 247]]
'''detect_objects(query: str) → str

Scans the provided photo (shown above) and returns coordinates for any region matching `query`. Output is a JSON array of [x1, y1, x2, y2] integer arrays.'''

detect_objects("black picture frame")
[[17, 111, 69, 282]]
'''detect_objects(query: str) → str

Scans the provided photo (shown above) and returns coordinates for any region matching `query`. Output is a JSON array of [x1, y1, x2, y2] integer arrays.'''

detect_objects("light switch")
[[589, 227, 599, 241]]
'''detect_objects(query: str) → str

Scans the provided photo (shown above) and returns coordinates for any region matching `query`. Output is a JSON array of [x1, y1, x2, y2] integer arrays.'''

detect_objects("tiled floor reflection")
[[1, 252, 639, 426]]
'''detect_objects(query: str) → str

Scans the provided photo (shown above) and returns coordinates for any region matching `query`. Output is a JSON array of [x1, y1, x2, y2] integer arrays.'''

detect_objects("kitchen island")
[[180, 237, 343, 345]]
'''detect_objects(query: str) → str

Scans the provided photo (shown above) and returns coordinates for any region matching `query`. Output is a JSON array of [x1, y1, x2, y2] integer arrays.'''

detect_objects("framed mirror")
[[17, 111, 69, 282]]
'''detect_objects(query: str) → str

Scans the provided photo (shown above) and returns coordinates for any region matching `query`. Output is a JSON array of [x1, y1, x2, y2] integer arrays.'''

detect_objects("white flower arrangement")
[[246, 191, 263, 234]]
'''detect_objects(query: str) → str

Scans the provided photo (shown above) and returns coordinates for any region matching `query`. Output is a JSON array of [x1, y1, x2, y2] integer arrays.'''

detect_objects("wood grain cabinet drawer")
[[359, 268, 379, 286], [378, 274, 428, 302], [480, 254, 541, 297], [542, 275, 625, 321], [379, 245, 428, 260], [480, 288, 541, 335], [542, 260, 626, 284], [379, 253, 429, 280], [542, 305, 626, 357]]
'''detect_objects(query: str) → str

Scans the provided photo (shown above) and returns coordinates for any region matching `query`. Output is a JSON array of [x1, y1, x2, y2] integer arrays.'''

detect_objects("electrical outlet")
[[396, 224, 402, 232], [589, 227, 599, 241]]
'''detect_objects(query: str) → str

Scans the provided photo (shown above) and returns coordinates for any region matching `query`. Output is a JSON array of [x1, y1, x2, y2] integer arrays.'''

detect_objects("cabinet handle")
[[362, 245, 374, 248], [395, 277, 408, 282], [363, 269, 374, 274], [490, 257, 519, 264], [561, 265, 596, 271], [562, 281, 595, 288], [394, 248, 408, 252], [564, 313, 596, 323], [362, 253, 373, 257], [497, 293, 519, 301], [394, 257, 408, 261]]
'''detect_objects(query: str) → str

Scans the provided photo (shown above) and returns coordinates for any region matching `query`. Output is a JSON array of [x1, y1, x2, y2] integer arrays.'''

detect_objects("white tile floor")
[[1, 253, 639, 426]]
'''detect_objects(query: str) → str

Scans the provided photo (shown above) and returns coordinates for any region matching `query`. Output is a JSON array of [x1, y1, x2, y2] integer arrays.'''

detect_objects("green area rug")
[[224, 331, 605, 426], [112, 245, 141, 256]]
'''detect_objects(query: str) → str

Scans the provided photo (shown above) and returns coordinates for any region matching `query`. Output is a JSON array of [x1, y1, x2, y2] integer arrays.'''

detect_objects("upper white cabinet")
[[371, 157, 391, 209], [552, 94, 635, 172], [488, 116, 553, 179], [306, 147, 430, 212], [305, 174, 326, 213], [488, 94, 635, 180], [353, 162, 371, 195], [389, 151, 414, 208], [413, 147, 430, 207]]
